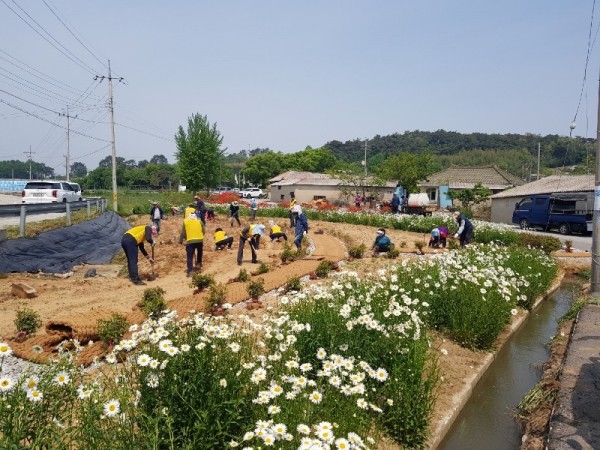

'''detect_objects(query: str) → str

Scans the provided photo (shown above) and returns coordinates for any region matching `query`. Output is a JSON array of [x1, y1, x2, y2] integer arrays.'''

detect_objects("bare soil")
[[0, 213, 572, 448]]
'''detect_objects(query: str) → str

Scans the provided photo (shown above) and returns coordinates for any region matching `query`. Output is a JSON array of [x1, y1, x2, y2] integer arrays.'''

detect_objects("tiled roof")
[[420, 165, 523, 188], [269, 171, 330, 183], [491, 174, 594, 198]]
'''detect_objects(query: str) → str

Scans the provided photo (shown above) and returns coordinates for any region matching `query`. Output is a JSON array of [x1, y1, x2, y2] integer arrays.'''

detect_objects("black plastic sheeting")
[[0, 212, 130, 274]]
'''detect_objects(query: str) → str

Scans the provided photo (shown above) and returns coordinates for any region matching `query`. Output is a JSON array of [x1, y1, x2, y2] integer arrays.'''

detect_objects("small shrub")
[[386, 244, 400, 259], [284, 276, 302, 293], [233, 268, 250, 282], [448, 239, 460, 250], [97, 313, 128, 346], [559, 297, 588, 323], [399, 241, 407, 248], [516, 233, 562, 254], [140, 287, 167, 318], [247, 278, 265, 300], [315, 260, 336, 278], [280, 242, 297, 263], [564, 239, 573, 253], [256, 262, 270, 274], [348, 243, 366, 259], [208, 283, 227, 310], [190, 272, 215, 291], [14, 306, 42, 335], [577, 268, 591, 280], [414, 241, 424, 251]]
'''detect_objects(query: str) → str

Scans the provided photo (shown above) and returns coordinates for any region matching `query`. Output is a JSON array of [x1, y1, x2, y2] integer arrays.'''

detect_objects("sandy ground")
[[0, 212, 555, 449]]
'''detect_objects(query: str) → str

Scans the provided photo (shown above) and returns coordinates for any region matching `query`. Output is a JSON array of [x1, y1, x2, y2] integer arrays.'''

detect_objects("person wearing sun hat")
[[293, 205, 309, 250], [453, 210, 473, 247], [229, 200, 241, 227], [372, 228, 391, 256], [150, 201, 164, 233], [237, 223, 265, 265], [268, 220, 288, 242]]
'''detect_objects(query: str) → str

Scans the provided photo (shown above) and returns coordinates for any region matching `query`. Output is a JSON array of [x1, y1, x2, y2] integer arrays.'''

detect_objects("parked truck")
[[401, 193, 437, 216], [511, 194, 592, 235]]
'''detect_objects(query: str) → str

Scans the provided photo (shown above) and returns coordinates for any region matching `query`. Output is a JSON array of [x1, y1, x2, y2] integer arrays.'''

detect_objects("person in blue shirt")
[[391, 194, 400, 214], [293, 205, 309, 249], [453, 211, 473, 247], [372, 228, 391, 256]]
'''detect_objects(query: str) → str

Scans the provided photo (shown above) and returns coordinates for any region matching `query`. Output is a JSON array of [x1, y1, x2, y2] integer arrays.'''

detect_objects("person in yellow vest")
[[268, 220, 288, 242], [121, 224, 157, 285], [237, 223, 265, 266], [179, 212, 206, 277], [289, 195, 297, 227], [214, 227, 233, 250]]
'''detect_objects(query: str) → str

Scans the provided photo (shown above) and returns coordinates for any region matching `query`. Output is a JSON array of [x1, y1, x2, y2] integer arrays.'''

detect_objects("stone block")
[[11, 283, 37, 299]]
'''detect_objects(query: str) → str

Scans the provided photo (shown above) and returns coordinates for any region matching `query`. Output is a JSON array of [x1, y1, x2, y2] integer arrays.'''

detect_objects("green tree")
[[150, 154, 168, 165], [377, 153, 436, 193], [70, 162, 87, 178], [175, 114, 225, 193], [242, 151, 286, 186], [447, 182, 492, 211]]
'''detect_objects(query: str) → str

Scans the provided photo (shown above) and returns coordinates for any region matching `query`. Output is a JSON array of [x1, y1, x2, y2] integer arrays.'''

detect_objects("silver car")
[[21, 181, 81, 204]]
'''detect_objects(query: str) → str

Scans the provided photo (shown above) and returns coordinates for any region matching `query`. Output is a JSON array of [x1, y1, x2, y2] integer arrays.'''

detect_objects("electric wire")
[[0, 65, 82, 105], [0, 97, 110, 142], [115, 122, 174, 142], [1, 0, 98, 76]]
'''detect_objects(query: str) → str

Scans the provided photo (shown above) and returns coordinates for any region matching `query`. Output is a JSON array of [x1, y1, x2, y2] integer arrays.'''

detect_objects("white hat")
[[292, 204, 302, 214], [268, 220, 275, 226], [187, 213, 197, 219], [253, 224, 266, 236]]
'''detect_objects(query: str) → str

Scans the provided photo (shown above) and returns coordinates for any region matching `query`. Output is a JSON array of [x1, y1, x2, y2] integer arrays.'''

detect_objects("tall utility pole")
[[60, 106, 76, 181], [537, 143, 541, 180], [95, 60, 122, 211], [24, 146, 35, 180], [364, 139, 368, 176], [591, 77, 600, 295]]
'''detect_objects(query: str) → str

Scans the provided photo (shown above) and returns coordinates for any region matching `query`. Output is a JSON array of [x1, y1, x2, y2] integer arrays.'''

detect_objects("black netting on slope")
[[0, 212, 130, 273]]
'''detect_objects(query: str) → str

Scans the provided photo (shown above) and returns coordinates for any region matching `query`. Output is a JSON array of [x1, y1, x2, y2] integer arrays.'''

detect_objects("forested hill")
[[323, 130, 595, 177]]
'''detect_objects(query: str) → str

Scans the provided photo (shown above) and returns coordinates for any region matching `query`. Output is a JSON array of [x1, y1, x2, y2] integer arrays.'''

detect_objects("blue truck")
[[512, 194, 592, 235]]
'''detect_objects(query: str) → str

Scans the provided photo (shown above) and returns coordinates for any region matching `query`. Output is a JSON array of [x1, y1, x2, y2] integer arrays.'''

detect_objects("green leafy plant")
[[348, 243, 365, 259], [280, 242, 298, 263], [14, 305, 42, 335], [190, 273, 215, 291], [139, 287, 167, 318], [233, 268, 250, 282], [97, 313, 128, 346], [414, 241, 424, 252], [315, 260, 336, 278], [399, 241, 407, 248], [564, 239, 573, 253], [516, 233, 562, 254], [256, 262, 270, 274], [208, 283, 227, 311], [284, 276, 302, 293], [448, 239, 460, 250], [386, 244, 400, 259], [247, 278, 265, 300]]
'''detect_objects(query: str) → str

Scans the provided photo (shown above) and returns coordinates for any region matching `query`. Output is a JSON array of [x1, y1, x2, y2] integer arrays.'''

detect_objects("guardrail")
[[0, 198, 107, 238]]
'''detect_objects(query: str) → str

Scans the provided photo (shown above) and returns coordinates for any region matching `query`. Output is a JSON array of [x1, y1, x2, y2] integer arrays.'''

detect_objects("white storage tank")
[[407, 193, 429, 207]]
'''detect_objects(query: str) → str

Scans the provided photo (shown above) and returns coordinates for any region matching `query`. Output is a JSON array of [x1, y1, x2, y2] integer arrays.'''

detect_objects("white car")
[[240, 187, 264, 198], [21, 180, 82, 204]]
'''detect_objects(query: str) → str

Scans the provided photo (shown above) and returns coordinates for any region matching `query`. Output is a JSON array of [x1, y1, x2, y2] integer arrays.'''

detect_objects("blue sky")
[[0, 1, 598, 174]]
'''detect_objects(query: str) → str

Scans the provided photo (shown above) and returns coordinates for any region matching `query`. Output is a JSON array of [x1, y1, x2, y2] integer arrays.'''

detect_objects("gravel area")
[[0, 352, 42, 379]]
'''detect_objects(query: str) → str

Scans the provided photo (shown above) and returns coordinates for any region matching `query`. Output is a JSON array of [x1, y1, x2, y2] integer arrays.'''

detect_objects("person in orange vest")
[[121, 224, 157, 285], [237, 224, 265, 265], [214, 227, 233, 250], [179, 212, 206, 276], [268, 220, 288, 242]]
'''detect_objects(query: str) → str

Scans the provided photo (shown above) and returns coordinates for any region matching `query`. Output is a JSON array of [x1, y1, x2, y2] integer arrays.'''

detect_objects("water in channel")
[[437, 285, 576, 450]]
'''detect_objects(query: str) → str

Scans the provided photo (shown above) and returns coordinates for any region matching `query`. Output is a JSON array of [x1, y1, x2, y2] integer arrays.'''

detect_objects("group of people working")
[[120, 195, 310, 285]]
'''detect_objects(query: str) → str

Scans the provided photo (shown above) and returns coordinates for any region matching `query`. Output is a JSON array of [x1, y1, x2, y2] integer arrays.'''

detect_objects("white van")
[[67, 182, 83, 199]]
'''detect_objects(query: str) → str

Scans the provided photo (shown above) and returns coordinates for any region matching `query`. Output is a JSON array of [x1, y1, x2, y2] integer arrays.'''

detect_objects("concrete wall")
[[491, 196, 524, 224], [270, 184, 394, 205]]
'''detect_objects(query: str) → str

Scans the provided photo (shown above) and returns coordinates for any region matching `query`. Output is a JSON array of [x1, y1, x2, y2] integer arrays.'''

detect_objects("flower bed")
[[0, 244, 557, 449]]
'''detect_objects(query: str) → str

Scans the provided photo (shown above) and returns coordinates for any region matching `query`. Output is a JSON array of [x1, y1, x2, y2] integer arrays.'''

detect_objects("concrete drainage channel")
[[436, 283, 575, 450]]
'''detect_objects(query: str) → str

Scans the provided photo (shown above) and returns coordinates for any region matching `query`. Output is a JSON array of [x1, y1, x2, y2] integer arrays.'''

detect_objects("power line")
[[0, 49, 99, 98], [0, 97, 110, 142], [1, 0, 98, 76], [41, 0, 108, 70], [115, 122, 174, 142], [0, 65, 82, 105]]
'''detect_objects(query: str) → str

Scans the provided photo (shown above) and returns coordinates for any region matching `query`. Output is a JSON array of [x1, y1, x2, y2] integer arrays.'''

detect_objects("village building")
[[269, 171, 396, 205], [417, 165, 523, 209], [490, 174, 594, 224]]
